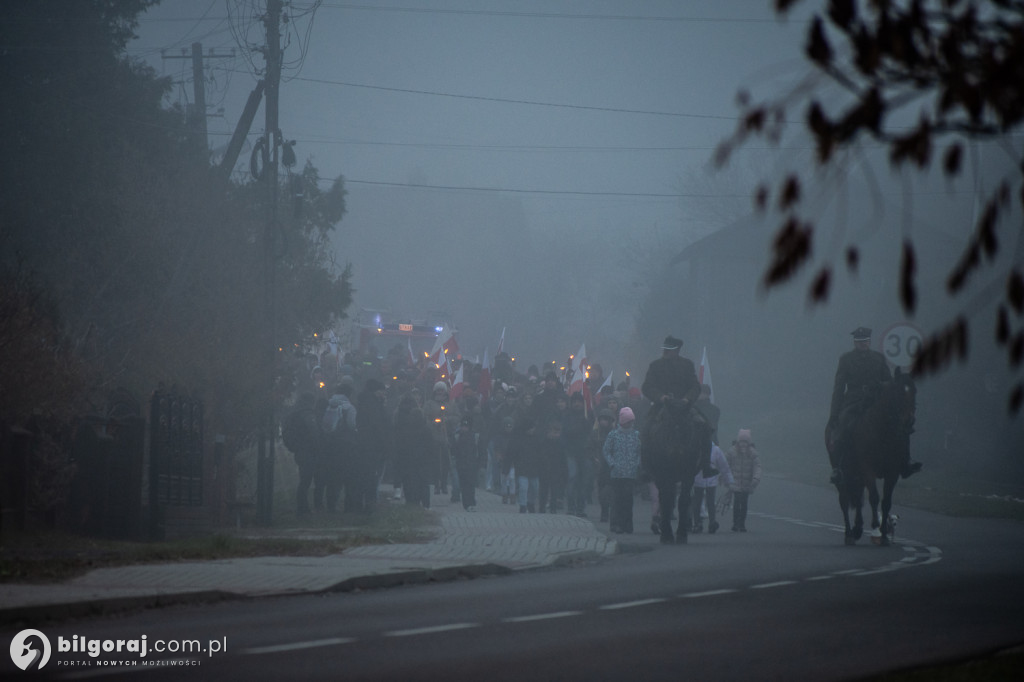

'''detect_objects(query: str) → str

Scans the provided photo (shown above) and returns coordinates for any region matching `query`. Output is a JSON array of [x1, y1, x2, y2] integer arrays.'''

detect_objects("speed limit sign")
[[881, 322, 923, 369]]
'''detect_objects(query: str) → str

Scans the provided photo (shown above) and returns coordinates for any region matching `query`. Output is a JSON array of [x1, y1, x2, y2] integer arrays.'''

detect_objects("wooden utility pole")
[[256, 0, 283, 525], [190, 42, 208, 145], [161, 43, 233, 152]]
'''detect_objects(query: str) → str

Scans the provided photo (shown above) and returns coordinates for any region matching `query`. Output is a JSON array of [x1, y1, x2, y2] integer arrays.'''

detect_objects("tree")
[[716, 0, 1024, 414], [0, 1, 353, 437]]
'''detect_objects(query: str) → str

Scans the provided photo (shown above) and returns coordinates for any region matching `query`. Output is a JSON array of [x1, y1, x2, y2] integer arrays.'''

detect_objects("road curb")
[[0, 590, 241, 628]]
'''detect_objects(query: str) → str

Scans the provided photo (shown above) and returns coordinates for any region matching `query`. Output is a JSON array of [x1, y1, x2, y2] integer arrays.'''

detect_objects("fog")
[[131, 2, 1023, 476]]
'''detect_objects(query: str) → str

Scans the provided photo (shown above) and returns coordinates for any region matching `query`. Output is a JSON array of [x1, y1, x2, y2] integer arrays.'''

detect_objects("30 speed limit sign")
[[881, 323, 923, 369]]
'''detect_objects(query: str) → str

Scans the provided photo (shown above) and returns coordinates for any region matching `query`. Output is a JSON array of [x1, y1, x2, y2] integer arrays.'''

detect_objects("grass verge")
[[0, 502, 438, 583]]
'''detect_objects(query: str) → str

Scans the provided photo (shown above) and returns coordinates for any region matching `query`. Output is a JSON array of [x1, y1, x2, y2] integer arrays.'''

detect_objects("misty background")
[[129, 2, 1023, 478]]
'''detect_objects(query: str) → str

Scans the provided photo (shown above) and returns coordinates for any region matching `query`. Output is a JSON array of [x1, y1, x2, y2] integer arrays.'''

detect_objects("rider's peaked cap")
[[661, 335, 684, 350], [851, 327, 872, 341]]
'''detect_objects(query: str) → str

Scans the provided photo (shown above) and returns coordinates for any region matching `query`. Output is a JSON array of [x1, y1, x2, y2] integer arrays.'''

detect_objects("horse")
[[826, 368, 917, 546], [641, 399, 712, 543]]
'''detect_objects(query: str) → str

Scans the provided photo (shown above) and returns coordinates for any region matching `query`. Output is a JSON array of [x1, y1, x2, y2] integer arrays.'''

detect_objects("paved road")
[[4, 476, 1022, 680]]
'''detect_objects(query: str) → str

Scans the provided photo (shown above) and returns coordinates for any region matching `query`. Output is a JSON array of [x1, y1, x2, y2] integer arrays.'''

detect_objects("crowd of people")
[[281, 337, 762, 536]]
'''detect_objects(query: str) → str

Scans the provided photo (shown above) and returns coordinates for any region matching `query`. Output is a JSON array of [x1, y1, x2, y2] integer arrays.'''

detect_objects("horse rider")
[[641, 335, 711, 544], [827, 326, 922, 485]]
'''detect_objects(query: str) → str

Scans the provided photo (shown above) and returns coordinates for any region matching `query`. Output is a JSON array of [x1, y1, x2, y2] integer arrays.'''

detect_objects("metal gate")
[[149, 388, 204, 538]]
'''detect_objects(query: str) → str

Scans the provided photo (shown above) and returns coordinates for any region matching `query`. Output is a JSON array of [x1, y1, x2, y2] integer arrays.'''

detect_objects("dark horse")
[[642, 399, 712, 543], [827, 368, 917, 546]]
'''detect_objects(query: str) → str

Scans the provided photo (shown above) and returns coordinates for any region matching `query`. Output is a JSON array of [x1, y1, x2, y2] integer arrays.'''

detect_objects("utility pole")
[[161, 43, 234, 152], [256, 0, 283, 526], [190, 42, 208, 145]]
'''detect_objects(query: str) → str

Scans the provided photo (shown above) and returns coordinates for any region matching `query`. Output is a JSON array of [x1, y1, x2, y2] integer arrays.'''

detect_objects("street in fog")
[[11, 476, 1024, 681]]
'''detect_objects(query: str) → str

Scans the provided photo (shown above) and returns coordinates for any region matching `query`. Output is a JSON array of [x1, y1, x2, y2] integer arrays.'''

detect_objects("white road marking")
[[750, 580, 798, 589], [385, 623, 479, 637], [503, 611, 584, 623], [679, 589, 737, 598], [599, 598, 667, 610], [244, 637, 356, 654]]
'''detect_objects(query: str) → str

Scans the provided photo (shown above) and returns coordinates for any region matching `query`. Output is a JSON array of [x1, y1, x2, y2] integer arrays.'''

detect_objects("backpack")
[[321, 399, 356, 455]]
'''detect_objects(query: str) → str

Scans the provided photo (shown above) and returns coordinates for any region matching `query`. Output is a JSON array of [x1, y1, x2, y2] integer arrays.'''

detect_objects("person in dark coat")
[[351, 379, 390, 513], [510, 412, 543, 513], [452, 415, 478, 511], [563, 391, 594, 517], [393, 395, 433, 508], [284, 393, 321, 517], [827, 326, 921, 484]]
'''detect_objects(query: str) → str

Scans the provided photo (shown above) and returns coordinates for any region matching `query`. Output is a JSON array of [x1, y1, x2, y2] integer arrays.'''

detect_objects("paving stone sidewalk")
[[0, 488, 616, 626]]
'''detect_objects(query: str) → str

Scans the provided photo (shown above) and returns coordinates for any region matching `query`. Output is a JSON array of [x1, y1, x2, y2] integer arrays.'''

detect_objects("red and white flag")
[[568, 343, 588, 398], [496, 327, 505, 355], [450, 361, 465, 400], [699, 346, 715, 404], [428, 324, 459, 366], [478, 348, 491, 402]]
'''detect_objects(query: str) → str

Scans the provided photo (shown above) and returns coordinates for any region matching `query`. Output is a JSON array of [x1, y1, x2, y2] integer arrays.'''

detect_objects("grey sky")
[[127, 2, 813, 226], [129, 1, 811, 353]]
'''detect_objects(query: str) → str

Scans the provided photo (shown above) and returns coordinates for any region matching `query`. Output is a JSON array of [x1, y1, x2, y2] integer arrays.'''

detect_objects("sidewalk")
[[0, 487, 618, 626]]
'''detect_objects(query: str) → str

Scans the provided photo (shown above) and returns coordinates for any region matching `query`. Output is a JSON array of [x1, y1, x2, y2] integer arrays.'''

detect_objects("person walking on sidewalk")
[[564, 391, 595, 518], [453, 415, 479, 511], [393, 394, 433, 508], [511, 412, 543, 513], [589, 408, 616, 523], [282, 393, 321, 517], [726, 429, 762, 532], [691, 442, 734, 534], [603, 407, 641, 534]]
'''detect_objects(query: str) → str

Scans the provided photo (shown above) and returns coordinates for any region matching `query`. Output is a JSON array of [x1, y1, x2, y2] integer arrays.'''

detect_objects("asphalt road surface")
[[8, 476, 1024, 681]]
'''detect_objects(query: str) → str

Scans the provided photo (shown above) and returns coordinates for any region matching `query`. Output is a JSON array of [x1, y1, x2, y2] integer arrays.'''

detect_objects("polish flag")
[[450, 361, 465, 400], [699, 346, 715, 404], [428, 324, 458, 366], [568, 343, 588, 396], [478, 348, 491, 402]]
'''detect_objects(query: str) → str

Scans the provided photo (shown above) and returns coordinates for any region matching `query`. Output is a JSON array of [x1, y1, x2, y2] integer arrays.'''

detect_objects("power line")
[[293, 76, 735, 120], [319, 4, 777, 23], [337, 178, 743, 198], [324, 176, 985, 199]]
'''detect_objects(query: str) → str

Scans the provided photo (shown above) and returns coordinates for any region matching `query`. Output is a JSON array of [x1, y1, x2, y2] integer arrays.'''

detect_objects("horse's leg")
[[852, 481, 865, 541], [839, 483, 856, 545], [676, 481, 691, 543], [879, 474, 898, 546], [868, 480, 881, 530]]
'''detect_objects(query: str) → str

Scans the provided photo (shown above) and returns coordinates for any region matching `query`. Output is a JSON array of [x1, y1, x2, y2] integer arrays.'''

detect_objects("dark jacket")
[[509, 416, 543, 479], [641, 355, 700, 405], [829, 348, 892, 421], [561, 407, 593, 462], [357, 389, 392, 466], [394, 403, 434, 483]]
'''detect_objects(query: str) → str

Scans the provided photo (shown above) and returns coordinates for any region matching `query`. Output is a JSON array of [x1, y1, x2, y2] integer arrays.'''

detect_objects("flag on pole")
[[598, 371, 613, 393], [428, 324, 459, 366], [478, 348, 491, 402], [496, 327, 505, 355], [568, 344, 588, 396], [407, 337, 416, 366], [699, 346, 715, 404], [450, 361, 465, 400]]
